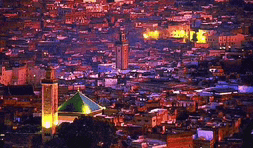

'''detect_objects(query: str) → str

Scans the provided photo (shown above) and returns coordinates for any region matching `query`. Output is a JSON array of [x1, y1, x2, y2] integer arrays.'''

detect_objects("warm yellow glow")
[[180, 30, 185, 35], [82, 105, 91, 114], [13, 126, 17, 130], [42, 115, 52, 129], [143, 33, 149, 39], [143, 30, 159, 40], [189, 30, 207, 43], [196, 30, 206, 43], [54, 120, 58, 126], [169, 29, 207, 43], [171, 30, 188, 38]]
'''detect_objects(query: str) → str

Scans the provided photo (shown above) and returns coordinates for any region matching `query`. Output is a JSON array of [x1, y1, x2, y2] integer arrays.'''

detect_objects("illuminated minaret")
[[116, 27, 129, 70], [42, 67, 58, 143]]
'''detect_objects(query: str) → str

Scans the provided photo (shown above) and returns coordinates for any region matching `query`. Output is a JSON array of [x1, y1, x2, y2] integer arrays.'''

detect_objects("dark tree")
[[230, 0, 244, 6], [242, 119, 253, 148], [30, 134, 42, 148], [192, 32, 198, 43], [56, 116, 117, 148]]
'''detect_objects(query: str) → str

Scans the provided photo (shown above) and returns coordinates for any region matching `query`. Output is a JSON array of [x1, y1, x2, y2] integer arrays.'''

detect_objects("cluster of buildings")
[[0, 0, 253, 147]]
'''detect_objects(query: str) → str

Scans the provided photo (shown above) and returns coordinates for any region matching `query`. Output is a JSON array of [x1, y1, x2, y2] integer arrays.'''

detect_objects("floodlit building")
[[40, 67, 104, 142], [167, 23, 191, 39], [58, 91, 104, 124], [143, 30, 160, 40], [41, 67, 58, 143]]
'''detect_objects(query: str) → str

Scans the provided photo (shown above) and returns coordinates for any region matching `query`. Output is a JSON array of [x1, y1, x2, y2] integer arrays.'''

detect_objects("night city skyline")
[[0, 0, 253, 147]]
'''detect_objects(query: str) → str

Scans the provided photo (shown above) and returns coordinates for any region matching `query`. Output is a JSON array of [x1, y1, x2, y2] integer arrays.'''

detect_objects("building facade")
[[167, 132, 194, 148], [0, 65, 27, 86], [41, 67, 58, 143], [0, 64, 46, 86], [27, 66, 46, 87], [116, 28, 129, 70], [207, 33, 245, 49]]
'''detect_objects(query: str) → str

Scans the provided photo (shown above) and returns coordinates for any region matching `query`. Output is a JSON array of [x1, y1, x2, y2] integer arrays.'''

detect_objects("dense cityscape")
[[0, 0, 253, 147]]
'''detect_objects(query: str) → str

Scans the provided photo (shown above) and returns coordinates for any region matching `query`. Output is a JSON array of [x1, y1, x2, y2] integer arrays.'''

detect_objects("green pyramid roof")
[[58, 91, 103, 114]]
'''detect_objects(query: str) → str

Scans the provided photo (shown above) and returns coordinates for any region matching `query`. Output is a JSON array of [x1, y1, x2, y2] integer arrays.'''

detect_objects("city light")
[[170, 30, 188, 38], [143, 30, 159, 40], [169, 29, 207, 43], [42, 115, 52, 129], [195, 30, 207, 43], [82, 105, 91, 114], [143, 33, 149, 39], [0, 0, 250, 147]]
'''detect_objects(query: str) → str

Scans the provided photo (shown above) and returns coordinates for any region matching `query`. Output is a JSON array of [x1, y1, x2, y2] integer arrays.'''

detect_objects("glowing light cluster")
[[42, 115, 59, 129], [82, 105, 91, 114], [42, 115, 52, 129], [171, 30, 188, 38], [143, 30, 159, 40], [190, 30, 207, 43], [169, 29, 207, 44]]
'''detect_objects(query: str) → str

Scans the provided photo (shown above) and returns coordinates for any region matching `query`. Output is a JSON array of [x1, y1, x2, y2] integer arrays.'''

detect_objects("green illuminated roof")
[[58, 91, 103, 114]]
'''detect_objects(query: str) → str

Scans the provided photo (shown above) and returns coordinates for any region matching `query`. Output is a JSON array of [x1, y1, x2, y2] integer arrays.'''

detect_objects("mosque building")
[[58, 90, 104, 124], [41, 67, 104, 143]]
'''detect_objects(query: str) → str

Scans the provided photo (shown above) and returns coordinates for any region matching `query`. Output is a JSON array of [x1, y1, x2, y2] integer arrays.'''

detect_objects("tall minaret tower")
[[41, 67, 58, 143], [116, 27, 129, 70]]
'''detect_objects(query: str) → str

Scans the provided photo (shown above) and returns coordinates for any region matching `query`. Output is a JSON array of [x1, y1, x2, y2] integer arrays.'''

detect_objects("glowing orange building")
[[167, 23, 208, 45], [41, 67, 58, 143], [143, 30, 160, 40], [116, 28, 129, 70], [167, 23, 191, 40]]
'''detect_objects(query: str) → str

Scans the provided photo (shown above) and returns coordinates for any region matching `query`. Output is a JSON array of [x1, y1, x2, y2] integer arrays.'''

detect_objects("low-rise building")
[[133, 108, 168, 129]]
